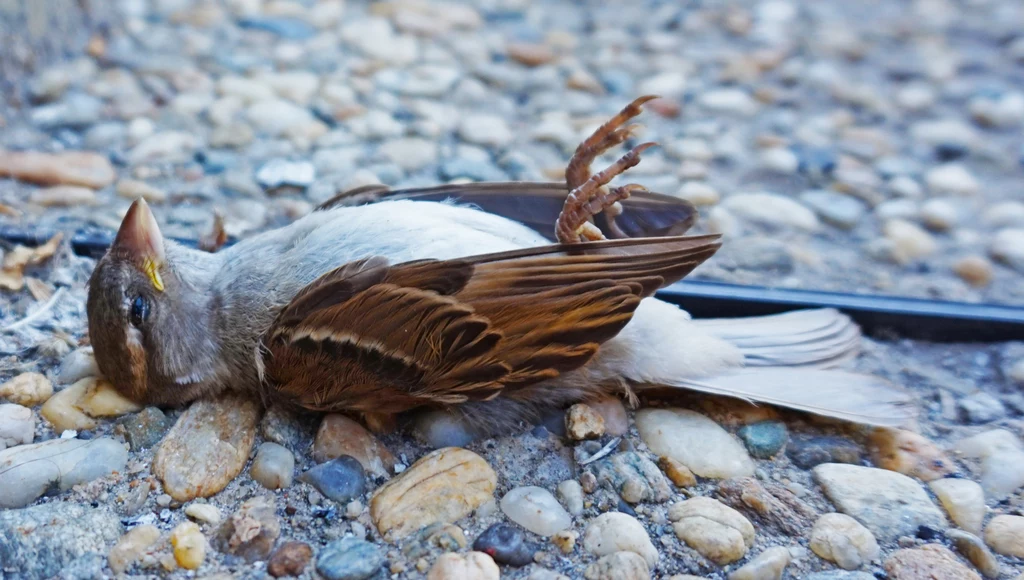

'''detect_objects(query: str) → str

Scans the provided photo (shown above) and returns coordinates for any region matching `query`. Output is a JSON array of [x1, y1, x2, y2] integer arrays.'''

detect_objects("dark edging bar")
[[3, 226, 1023, 343]]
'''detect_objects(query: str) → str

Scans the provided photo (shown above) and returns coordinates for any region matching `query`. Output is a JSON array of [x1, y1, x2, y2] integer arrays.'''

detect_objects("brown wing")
[[314, 182, 698, 240], [263, 235, 720, 415]]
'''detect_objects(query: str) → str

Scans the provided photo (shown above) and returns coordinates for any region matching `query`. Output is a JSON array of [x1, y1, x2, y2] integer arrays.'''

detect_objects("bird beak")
[[113, 198, 167, 292]]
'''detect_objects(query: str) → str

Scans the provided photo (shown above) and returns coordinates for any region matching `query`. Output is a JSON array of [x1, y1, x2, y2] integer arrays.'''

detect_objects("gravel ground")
[[1, 1, 1024, 580]]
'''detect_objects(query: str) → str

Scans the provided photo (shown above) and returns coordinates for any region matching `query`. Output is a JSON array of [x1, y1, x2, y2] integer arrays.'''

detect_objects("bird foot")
[[556, 95, 659, 244]]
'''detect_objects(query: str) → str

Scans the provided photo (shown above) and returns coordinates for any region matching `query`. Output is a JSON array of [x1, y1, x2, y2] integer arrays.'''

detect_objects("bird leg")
[[556, 95, 659, 244]]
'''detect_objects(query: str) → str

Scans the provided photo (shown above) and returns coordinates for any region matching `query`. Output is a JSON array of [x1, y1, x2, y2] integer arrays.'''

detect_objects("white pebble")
[[583, 512, 659, 567], [500, 486, 571, 537]]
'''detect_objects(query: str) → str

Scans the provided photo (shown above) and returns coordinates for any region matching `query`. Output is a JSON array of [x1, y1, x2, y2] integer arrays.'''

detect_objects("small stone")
[[717, 478, 818, 537], [813, 463, 946, 542], [29, 185, 97, 207], [0, 150, 116, 189], [185, 503, 222, 526], [566, 404, 605, 440], [72, 378, 141, 418], [0, 372, 53, 406], [759, 148, 799, 174], [268, 541, 313, 578], [371, 447, 496, 540], [507, 42, 555, 66], [247, 99, 327, 142], [953, 256, 993, 287], [552, 530, 577, 554], [299, 455, 366, 503], [721, 193, 818, 231], [737, 421, 788, 459], [153, 394, 260, 502], [982, 201, 1024, 228], [954, 429, 1024, 500], [884, 545, 981, 580], [428, 552, 500, 580], [0, 437, 127, 508], [584, 551, 650, 580], [217, 496, 281, 562], [583, 512, 659, 567], [0, 503, 123, 578], [251, 442, 295, 490], [635, 408, 755, 479], [639, 71, 687, 97], [317, 537, 384, 580], [946, 530, 1000, 579], [115, 407, 173, 450], [256, 159, 316, 189], [500, 486, 572, 537], [676, 182, 720, 206], [787, 435, 862, 469], [557, 480, 584, 516], [799, 190, 866, 230], [473, 523, 534, 567], [403, 523, 467, 559], [869, 428, 955, 482], [0, 403, 34, 450], [809, 513, 880, 570], [669, 497, 754, 565], [883, 219, 938, 264], [156, 493, 172, 508], [57, 348, 98, 385], [928, 478, 985, 536], [984, 515, 1024, 557], [108, 524, 160, 574], [261, 405, 316, 454], [116, 179, 167, 203], [587, 396, 629, 435], [700, 88, 758, 116], [920, 199, 959, 231], [969, 92, 1024, 128], [659, 457, 697, 488], [990, 228, 1024, 273], [170, 521, 206, 570], [592, 451, 672, 504], [378, 137, 439, 172], [958, 392, 1006, 424], [728, 546, 791, 580], [889, 175, 924, 198], [458, 114, 514, 148], [925, 164, 980, 196], [313, 414, 397, 477], [128, 131, 198, 165]]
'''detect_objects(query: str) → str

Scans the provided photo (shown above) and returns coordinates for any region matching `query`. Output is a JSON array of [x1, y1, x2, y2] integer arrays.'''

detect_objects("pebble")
[[659, 457, 697, 488], [928, 478, 985, 536], [370, 447, 496, 540], [946, 530, 1000, 579], [128, 131, 198, 164], [256, 159, 316, 189], [969, 92, 1024, 128], [884, 545, 981, 580], [108, 524, 160, 574], [0, 371, 53, 406], [298, 455, 365, 503], [958, 392, 1006, 424], [500, 486, 572, 537], [925, 164, 980, 196], [737, 421, 788, 459], [29, 185, 97, 207], [989, 228, 1024, 273], [759, 147, 799, 174], [185, 503, 222, 526], [170, 521, 206, 570], [458, 114, 514, 148], [310, 414, 396, 478], [717, 478, 818, 537], [721, 193, 819, 231], [57, 348, 98, 384], [116, 178, 167, 203], [217, 496, 281, 562], [640, 71, 687, 97], [869, 428, 955, 482], [268, 541, 313, 578], [882, 219, 938, 264], [586, 396, 629, 436], [260, 405, 316, 454], [552, 530, 577, 554], [953, 256, 994, 287], [920, 199, 959, 231], [799, 190, 866, 230], [378, 137, 439, 171], [584, 551, 650, 580], [981, 201, 1024, 228], [566, 403, 605, 440], [635, 408, 755, 478], [592, 451, 672, 504], [557, 480, 584, 516], [40, 379, 128, 432], [676, 181, 720, 206], [0, 403, 34, 450], [728, 546, 792, 580], [809, 513, 880, 570], [316, 537, 385, 580], [889, 175, 923, 198], [669, 497, 755, 565], [0, 503, 123, 578], [700, 88, 759, 116], [115, 407, 173, 450], [152, 393, 260, 502], [984, 515, 1024, 557], [247, 99, 327, 142], [0, 437, 128, 508], [0, 150, 116, 189], [812, 463, 946, 542], [787, 435, 862, 469], [251, 442, 295, 490], [428, 552, 500, 580], [583, 512, 659, 567], [473, 523, 535, 566], [953, 429, 1024, 500]]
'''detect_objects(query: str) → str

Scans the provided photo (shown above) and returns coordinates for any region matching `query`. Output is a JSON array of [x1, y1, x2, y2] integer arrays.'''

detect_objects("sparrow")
[[87, 96, 914, 434]]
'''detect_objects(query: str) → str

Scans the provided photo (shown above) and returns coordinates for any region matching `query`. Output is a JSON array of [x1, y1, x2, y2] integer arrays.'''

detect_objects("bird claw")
[[198, 210, 227, 253], [556, 95, 659, 244]]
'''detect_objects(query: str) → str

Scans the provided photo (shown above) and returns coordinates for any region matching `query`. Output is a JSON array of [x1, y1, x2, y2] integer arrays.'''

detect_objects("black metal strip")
[[3, 226, 1022, 342]]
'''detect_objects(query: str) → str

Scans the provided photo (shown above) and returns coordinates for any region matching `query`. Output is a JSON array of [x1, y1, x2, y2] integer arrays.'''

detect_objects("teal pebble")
[[738, 421, 789, 459]]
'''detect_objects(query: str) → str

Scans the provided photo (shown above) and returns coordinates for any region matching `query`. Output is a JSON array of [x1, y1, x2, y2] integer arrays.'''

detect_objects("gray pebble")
[[298, 455, 365, 503], [316, 537, 384, 580]]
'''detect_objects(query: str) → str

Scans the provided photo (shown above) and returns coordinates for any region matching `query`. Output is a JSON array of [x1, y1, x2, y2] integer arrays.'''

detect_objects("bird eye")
[[130, 295, 150, 327]]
